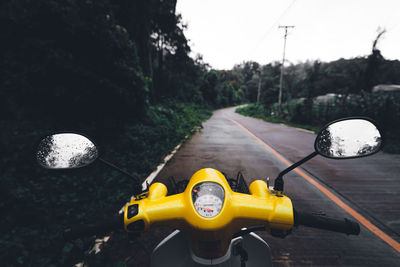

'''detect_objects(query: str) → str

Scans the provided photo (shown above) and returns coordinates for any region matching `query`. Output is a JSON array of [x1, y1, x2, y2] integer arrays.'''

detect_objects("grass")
[[236, 104, 320, 133]]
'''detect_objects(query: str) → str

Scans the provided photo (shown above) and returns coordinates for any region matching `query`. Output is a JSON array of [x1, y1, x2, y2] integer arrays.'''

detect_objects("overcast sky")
[[176, 0, 400, 70]]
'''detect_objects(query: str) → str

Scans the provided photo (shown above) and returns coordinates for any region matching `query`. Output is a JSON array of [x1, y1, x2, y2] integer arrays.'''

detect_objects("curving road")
[[122, 106, 400, 266]]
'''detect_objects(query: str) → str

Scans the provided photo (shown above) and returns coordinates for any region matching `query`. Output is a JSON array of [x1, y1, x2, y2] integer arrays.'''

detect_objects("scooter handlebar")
[[293, 209, 360, 235], [63, 214, 123, 241]]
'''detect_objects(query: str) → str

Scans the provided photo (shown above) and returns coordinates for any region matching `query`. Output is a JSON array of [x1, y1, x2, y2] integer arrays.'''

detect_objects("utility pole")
[[278, 25, 294, 116], [256, 70, 262, 104]]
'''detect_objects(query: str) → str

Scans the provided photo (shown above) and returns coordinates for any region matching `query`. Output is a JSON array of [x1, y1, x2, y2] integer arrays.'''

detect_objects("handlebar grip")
[[63, 214, 123, 241], [294, 210, 360, 235]]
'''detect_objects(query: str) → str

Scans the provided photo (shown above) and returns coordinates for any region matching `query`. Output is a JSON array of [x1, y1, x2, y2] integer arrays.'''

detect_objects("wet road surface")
[[125, 106, 400, 266]]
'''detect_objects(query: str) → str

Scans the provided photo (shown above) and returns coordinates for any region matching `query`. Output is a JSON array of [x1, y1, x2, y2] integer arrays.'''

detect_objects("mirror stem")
[[273, 151, 318, 192], [98, 157, 138, 183]]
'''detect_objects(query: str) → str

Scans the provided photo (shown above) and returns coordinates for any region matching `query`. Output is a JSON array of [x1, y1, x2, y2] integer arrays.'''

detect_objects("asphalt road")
[[122, 106, 400, 266]]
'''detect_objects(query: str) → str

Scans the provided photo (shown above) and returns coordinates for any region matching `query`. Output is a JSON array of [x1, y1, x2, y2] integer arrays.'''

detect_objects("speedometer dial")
[[192, 182, 225, 218], [194, 194, 223, 217]]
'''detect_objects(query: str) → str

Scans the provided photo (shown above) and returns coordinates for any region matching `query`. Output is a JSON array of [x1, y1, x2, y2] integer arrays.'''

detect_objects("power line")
[[249, 0, 297, 58]]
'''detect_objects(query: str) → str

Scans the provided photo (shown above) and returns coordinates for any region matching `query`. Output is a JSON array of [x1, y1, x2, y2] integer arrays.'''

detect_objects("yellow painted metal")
[[124, 168, 294, 258]]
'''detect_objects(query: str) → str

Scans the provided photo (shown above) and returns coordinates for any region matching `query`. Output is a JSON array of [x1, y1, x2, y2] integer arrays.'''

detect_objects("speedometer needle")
[[198, 206, 214, 212]]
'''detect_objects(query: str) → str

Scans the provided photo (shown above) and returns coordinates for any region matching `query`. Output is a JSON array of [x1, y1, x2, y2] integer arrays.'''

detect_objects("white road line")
[[141, 141, 183, 190], [279, 123, 315, 134]]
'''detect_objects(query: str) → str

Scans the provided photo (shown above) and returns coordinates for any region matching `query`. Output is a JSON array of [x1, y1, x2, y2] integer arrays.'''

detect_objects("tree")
[[233, 61, 260, 102], [363, 28, 386, 92], [200, 70, 219, 106], [259, 63, 281, 105]]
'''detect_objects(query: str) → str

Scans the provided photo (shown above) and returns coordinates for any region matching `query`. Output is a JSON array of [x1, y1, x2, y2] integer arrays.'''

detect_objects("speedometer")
[[192, 182, 225, 218]]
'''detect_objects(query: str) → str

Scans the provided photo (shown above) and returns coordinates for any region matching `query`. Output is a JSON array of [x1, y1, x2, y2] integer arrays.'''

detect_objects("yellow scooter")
[[36, 117, 383, 266]]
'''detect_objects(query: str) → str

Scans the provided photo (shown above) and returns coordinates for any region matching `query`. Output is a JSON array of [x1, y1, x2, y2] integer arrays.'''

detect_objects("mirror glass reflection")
[[37, 133, 98, 169], [315, 119, 382, 158]]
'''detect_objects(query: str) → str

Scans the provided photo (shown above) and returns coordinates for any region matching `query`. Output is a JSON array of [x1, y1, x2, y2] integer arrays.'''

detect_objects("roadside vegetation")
[[236, 104, 319, 133], [232, 37, 400, 153], [2, 101, 211, 266]]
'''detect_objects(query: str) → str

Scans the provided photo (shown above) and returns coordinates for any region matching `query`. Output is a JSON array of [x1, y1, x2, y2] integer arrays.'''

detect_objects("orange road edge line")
[[223, 112, 400, 254]]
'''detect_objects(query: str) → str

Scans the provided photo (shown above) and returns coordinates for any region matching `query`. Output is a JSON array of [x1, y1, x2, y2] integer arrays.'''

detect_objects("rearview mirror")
[[314, 118, 383, 159], [36, 133, 98, 169]]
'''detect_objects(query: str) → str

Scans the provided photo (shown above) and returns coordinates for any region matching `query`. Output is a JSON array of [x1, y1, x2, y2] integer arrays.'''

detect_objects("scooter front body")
[[124, 168, 293, 259], [150, 230, 272, 267]]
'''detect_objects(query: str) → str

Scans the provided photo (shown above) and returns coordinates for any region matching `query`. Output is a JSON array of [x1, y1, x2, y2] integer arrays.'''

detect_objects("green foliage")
[[200, 70, 220, 106], [233, 56, 400, 109], [238, 91, 400, 153], [235, 50, 400, 154], [200, 70, 246, 108], [0, 103, 211, 266], [0, 0, 148, 126], [236, 103, 266, 119], [236, 104, 318, 133], [233, 61, 261, 102]]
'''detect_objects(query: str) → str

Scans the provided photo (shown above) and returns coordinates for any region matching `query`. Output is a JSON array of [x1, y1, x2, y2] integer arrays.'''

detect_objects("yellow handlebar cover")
[[124, 168, 293, 258]]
